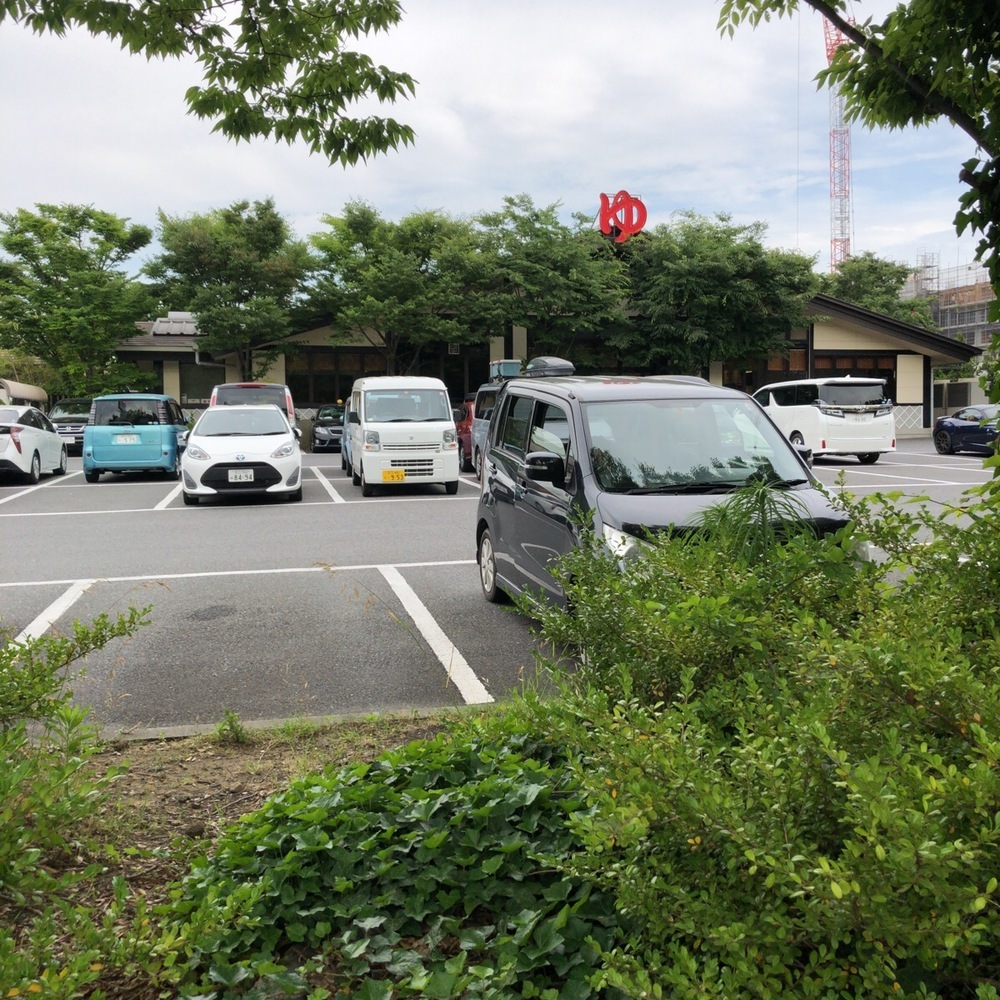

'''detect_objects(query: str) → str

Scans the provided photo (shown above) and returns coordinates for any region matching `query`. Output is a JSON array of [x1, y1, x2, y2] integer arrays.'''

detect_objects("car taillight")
[[9, 427, 22, 453]]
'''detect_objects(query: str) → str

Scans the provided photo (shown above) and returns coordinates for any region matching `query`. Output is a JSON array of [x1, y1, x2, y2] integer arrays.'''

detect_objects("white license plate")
[[848, 414, 868, 423], [113, 433, 139, 444], [228, 468, 254, 483]]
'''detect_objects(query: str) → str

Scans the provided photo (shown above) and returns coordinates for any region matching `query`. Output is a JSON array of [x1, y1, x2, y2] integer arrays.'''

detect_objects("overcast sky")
[[0, 0, 985, 280]]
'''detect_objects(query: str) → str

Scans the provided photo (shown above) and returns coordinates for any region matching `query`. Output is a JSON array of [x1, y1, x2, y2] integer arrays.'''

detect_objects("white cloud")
[[0, 0, 984, 276]]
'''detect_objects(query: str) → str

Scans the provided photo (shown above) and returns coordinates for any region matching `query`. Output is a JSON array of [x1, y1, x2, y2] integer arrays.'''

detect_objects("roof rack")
[[522, 356, 576, 378]]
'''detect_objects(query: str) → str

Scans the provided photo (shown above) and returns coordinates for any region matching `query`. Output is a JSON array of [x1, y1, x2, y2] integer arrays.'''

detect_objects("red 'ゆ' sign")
[[599, 190, 647, 243]]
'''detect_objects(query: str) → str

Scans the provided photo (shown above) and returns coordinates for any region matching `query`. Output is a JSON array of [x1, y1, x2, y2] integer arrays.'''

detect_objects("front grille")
[[389, 459, 436, 475], [384, 442, 440, 453], [201, 462, 281, 490]]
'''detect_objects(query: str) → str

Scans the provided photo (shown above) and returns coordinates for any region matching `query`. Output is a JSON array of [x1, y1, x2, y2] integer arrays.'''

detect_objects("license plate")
[[228, 468, 254, 483], [382, 468, 406, 482], [113, 433, 139, 444], [848, 414, 868, 423]]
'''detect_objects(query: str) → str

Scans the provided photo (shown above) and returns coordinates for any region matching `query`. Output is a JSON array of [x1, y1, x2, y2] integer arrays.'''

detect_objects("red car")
[[454, 398, 475, 472]]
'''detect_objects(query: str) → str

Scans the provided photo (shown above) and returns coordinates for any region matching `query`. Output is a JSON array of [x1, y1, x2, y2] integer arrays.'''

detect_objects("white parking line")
[[0, 470, 81, 505], [311, 467, 346, 502], [155, 483, 183, 509], [13, 579, 97, 643], [379, 565, 493, 705]]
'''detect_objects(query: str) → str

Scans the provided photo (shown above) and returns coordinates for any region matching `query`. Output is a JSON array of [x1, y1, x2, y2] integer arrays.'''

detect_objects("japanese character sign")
[[599, 190, 647, 243]]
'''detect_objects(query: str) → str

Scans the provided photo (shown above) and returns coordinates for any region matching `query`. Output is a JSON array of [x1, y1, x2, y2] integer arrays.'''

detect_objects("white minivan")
[[348, 376, 461, 496], [753, 376, 896, 464]]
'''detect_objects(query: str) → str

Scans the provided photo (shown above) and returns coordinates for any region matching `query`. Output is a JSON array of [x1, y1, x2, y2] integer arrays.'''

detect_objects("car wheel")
[[352, 463, 361, 486], [54, 446, 68, 476], [183, 492, 199, 506], [445, 479, 459, 495], [474, 448, 483, 480], [857, 452, 880, 465], [341, 450, 347, 471], [934, 430, 954, 455], [25, 452, 41, 485], [165, 453, 181, 479], [85, 470, 100, 483], [789, 431, 805, 446], [478, 528, 506, 603], [361, 465, 374, 497]]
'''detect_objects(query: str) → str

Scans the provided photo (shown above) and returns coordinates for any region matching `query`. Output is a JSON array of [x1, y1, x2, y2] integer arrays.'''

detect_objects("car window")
[[195, 408, 290, 436], [497, 393, 533, 457], [770, 386, 796, 406], [50, 399, 92, 419], [0, 407, 18, 423], [93, 398, 161, 426], [475, 387, 499, 421]]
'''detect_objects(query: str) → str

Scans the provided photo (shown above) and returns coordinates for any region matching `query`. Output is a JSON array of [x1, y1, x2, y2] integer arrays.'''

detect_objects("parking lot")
[[0, 437, 992, 736]]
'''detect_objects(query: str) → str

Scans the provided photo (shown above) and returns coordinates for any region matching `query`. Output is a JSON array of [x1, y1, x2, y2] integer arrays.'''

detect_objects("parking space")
[[0, 439, 992, 735]]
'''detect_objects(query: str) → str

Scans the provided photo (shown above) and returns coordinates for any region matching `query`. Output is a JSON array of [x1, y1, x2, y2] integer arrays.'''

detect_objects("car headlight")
[[602, 525, 650, 562], [185, 443, 211, 461], [364, 430, 381, 451], [315, 427, 331, 438], [271, 441, 297, 459], [443, 427, 457, 449]]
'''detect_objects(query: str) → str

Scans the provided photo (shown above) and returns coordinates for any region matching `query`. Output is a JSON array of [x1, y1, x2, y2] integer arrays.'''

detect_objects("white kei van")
[[348, 376, 460, 496]]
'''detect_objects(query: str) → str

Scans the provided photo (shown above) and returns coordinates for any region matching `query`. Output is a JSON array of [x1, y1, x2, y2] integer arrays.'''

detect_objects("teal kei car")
[[83, 393, 188, 482]]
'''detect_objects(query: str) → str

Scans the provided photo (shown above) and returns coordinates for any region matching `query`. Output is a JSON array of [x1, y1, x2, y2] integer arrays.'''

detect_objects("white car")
[[0, 404, 68, 483], [180, 404, 303, 505]]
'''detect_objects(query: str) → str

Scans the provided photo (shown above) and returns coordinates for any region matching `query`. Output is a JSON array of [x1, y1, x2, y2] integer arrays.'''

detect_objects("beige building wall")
[[812, 321, 900, 351], [896, 353, 924, 406], [162, 361, 181, 400]]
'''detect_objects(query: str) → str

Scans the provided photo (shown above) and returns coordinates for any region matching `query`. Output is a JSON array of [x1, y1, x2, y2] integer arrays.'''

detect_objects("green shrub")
[[519, 482, 1000, 998], [159, 729, 627, 998]]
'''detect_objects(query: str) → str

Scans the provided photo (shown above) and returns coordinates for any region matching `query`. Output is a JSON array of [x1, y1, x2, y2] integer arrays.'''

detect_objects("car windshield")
[[979, 404, 1000, 420], [364, 389, 452, 422], [316, 405, 344, 421], [50, 399, 91, 419], [584, 397, 809, 494], [195, 408, 289, 436], [818, 383, 888, 407]]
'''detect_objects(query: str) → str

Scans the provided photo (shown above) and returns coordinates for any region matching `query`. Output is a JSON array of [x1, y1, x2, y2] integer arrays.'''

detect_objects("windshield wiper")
[[623, 482, 743, 495]]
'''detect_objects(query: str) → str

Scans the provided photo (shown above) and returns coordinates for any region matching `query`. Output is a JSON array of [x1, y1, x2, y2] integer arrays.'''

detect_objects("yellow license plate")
[[382, 469, 406, 482]]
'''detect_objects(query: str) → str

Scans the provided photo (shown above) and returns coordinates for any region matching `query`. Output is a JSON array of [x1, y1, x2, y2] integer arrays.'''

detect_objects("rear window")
[[92, 398, 164, 426], [213, 385, 290, 411], [818, 383, 887, 407]]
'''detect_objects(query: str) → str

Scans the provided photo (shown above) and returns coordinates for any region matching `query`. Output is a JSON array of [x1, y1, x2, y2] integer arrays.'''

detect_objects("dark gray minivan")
[[475, 368, 851, 607]]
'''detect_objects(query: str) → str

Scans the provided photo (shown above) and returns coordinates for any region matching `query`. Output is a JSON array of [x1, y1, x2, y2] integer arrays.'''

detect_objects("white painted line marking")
[[156, 483, 183, 509], [14, 579, 97, 642], [0, 471, 81, 505], [311, 467, 346, 502], [378, 565, 493, 705], [0, 559, 478, 589]]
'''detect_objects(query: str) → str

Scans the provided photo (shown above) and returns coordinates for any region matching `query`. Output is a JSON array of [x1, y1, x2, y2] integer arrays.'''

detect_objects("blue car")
[[83, 393, 188, 482], [932, 403, 1000, 455]]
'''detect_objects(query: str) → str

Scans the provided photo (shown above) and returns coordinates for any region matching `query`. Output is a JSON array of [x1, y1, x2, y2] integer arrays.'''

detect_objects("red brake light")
[[9, 427, 22, 453]]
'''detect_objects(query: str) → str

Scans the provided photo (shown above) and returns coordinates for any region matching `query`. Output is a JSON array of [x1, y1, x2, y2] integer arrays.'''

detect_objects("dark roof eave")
[[808, 293, 982, 362]]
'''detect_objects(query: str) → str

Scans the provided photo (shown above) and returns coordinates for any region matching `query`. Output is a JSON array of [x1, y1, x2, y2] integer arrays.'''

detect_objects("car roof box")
[[522, 356, 576, 378]]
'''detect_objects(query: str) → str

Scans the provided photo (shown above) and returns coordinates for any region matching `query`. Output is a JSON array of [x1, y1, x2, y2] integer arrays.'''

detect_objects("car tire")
[[361, 465, 374, 497], [934, 430, 954, 455], [85, 470, 100, 483], [25, 452, 41, 485], [857, 452, 880, 465], [54, 446, 68, 476], [789, 431, 805, 446], [183, 492, 199, 506], [474, 448, 483, 480], [478, 528, 506, 603], [166, 453, 181, 479], [352, 463, 361, 487], [445, 479, 459, 495], [341, 450, 347, 471]]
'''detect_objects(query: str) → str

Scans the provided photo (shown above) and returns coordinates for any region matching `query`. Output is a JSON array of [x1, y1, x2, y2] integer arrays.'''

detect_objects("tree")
[[822, 251, 936, 328], [1, 0, 416, 166], [622, 212, 819, 374], [0, 204, 157, 395], [717, 1, 1000, 313], [308, 201, 484, 375], [470, 195, 630, 363], [144, 198, 314, 380]]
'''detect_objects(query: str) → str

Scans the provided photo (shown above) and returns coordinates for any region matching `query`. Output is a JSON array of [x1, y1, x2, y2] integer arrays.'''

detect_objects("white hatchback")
[[180, 404, 302, 505], [0, 404, 68, 483]]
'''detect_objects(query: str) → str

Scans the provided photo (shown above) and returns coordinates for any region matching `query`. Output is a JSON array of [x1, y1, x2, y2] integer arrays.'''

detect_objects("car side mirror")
[[293, 427, 302, 439], [524, 451, 565, 485], [349, 411, 360, 424], [793, 443, 813, 467]]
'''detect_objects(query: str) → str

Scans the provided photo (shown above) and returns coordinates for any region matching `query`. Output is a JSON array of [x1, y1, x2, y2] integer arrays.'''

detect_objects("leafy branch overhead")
[[2, 0, 417, 165]]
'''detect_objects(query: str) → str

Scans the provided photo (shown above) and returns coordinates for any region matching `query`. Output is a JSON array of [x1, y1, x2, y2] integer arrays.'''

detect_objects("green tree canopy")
[[144, 198, 314, 380], [2, 0, 416, 166], [308, 201, 484, 375], [0, 204, 157, 396], [470, 195, 630, 362], [622, 212, 819, 374], [822, 251, 936, 329]]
